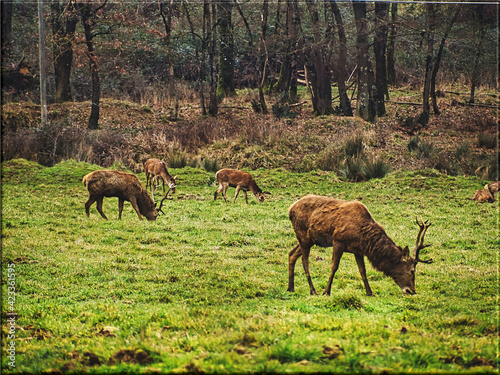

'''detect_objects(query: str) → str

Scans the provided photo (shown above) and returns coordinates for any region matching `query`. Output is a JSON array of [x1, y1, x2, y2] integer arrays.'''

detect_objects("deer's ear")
[[402, 246, 410, 258]]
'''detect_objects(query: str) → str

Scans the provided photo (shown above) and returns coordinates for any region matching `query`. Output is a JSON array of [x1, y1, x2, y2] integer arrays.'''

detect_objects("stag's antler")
[[157, 193, 171, 215], [413, 217, 433, 264]]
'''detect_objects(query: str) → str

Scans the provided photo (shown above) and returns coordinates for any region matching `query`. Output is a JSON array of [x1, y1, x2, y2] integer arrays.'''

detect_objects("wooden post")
[[38, 0, 48, 126]]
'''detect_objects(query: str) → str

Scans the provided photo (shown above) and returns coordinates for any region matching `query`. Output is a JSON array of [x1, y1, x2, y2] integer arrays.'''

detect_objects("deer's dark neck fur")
[[249, 180, 262, 194], [360, 222, 403, 277], [138, 189, 155, 211]]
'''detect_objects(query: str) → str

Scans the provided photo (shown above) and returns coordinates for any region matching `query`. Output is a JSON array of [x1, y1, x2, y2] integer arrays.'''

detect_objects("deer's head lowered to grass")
[[83, 170, 168, 221], [144, 158, 177, 200], [288, 195, 433, 296], [214, 169, 270, 204]]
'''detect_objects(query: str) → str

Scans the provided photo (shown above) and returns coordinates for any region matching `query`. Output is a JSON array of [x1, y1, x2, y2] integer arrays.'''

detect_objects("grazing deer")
[[144, 158, 177, 199], [214, 168, 268, 203], [288, 195, 433, 296], [83, 170, 167, 221]]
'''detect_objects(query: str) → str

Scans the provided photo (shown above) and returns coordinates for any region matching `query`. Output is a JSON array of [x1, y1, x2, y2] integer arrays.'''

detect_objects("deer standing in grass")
[[83, 170, 167, 221], [144, 158, 177, 200], [214, 169, 268, 203], [288, 195, 433, 296]]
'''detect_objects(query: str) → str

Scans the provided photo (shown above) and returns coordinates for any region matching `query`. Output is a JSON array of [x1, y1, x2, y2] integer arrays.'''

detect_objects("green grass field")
[[1, 159, 498, 373]]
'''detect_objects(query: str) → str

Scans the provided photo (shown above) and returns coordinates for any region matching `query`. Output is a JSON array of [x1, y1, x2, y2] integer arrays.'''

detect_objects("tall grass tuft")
[[407, 136, 420, 152], [342, 133, 364, 158], [201, 157, 219, 172], [340, 155, 365, 182], [316, 147, 341, 171], [477, 132, 497, 149], [407, 137, 435, 158], [454, 141, 471, 160], [363, 156, 391, 180], [167, 150, 188, 168]]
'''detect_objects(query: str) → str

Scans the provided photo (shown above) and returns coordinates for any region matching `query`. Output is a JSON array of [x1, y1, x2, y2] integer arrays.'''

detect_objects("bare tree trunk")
[[234, 0, 252, 47], [216, 0, 236, 99], [327, 0, 352, 116], [160, 0, 178, 119], [386, 3, 397, 85], [1, 1, 13, 59], [38, 0, 48, 126], [50, 1, 78, 103], [374, 2, 389, 116], [305, 0, 332, 116], [258, 0, 269, 114], [431, 7, 459, 115], [469, 6, 486, 104], [273, 0, 293, 93], [289, 0, 302, 103], [183, 2, 206, 115], [78, 1, 104, 130], [208, 1, 218, 116], [353, 1, 375, 122], [422, 3, 435, 122]]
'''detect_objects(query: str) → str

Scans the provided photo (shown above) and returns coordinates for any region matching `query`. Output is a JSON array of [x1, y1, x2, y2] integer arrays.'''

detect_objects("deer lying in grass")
[[144, 158, 177, 199], [214, 168, 268, 203], [486, 181, 499, 197], [473, 182, 498, 203], [83, 170, 167, 221], [473, 188, 494, 203], [288, 195, 433, 296]]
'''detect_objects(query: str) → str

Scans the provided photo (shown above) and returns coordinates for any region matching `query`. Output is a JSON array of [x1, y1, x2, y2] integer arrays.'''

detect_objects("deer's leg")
[[354, 254, 373, 296], [324, 242, 345, 295], [151, 177, 158, 201], [118, 198, 124, 220], [128, 197, 143, 221], [300, 244, 317, 295], [85, 196, 96, 217], [221, 184, 229, 202], [233, 186, 241, 203], [145, 173, 150, 191], [214, 183, 224, 201], [243, 190, 248, 204], [96, 197, 108, 220], [287, 244, 302, 292]]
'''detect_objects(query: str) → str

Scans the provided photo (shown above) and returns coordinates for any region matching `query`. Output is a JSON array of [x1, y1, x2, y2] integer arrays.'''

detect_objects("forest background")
[[1, 0, 498, 178]]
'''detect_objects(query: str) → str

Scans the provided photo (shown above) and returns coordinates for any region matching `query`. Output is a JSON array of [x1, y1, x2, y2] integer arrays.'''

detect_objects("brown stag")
[[214, 169, 268, 204], [83, 170, 167, 221], [144, 158, 177, 199], [288, 195, 433, 296]]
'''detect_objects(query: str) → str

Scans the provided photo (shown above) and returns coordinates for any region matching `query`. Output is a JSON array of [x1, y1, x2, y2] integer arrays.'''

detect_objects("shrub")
[[201, 157, 219, 172], [477, 132, 497, 149], [363, 156, 391, 180], [407, 136, 420, 152], [429, 151, 460, 176], [454, 141, 471, 160], [271, 103, 296, 119], [316, 147, 341, 171], [340, 155, 365, 182], [475, 155, 499, 180], [342, 134, 364, 158], [400, 112, 429, 132], [167, 150, 188, 168]]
